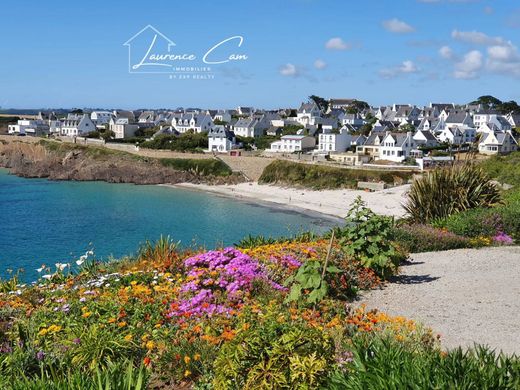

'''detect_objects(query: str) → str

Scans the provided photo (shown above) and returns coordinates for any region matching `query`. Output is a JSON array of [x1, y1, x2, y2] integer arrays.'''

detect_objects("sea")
[[0, 169, 336, 282]]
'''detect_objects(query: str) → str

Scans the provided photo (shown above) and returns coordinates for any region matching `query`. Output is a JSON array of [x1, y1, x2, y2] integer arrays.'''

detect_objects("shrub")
[[159, 158, 232, 176], [404, 164, 501, 223], [336, 197, 403, 278], [480, 151, 520, 187], [212, 318, 334, 389], [392, 224, 474, 253], [259, 160, 412, 190], [328, 337, 520, 389]]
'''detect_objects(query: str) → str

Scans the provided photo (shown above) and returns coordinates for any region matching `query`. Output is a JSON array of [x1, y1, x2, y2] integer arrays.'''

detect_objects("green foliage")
[[480, 151, 520, 187], [308, 95, 328, 112], [159, 158, 232, 176], [141, 132, 208, 152], [391, 224, 475, 253], [259, 160, 412, 190], [404, 164, 502, 223], [434, 188, 520, 240], [0, 360, 147, 390], [337, 197, 402, 278], [284, 260, 341, 305], [213, 318, 334, 390], [329, 337, 520, 389], [281, 124, 304, 136], [236, 231, 320, 249], [237, 135, 279, 151]]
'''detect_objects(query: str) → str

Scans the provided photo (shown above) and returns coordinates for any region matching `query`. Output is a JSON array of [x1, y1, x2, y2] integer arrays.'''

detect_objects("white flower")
[[36, 266, 45, 273], [87, 250, 94, 256], [55, 263, 68, 271], [42, 274, 52, 280]]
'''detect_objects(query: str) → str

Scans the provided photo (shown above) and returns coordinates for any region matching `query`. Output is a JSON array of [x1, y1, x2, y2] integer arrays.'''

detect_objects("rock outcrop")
[[0, 141, 245, 185]]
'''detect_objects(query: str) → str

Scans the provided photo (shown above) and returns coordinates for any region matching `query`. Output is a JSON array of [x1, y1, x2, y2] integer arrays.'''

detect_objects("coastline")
[[165, 182, 410, 219]]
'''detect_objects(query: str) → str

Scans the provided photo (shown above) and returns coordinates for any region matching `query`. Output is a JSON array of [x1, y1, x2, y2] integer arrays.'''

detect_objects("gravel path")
[[357, 246, 520, 355]]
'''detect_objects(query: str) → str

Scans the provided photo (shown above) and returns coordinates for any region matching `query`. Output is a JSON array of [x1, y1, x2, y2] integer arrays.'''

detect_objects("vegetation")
[[0, 197, 517, 388], [470, 95, 520, 114], [404, 163, 501, 223], [480, 151, 520, 187], [159, 158, 232, 176], [259, 160, 413, 190], [140, 133, 208, 153], [434, 187, 520, 241]]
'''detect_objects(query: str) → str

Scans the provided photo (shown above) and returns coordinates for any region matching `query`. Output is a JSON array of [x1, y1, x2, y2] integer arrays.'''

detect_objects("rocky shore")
[[0, 140, 245, 185]]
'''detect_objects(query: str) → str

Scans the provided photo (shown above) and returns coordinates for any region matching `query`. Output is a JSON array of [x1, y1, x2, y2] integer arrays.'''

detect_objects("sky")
[[0, 0, 519, 109]]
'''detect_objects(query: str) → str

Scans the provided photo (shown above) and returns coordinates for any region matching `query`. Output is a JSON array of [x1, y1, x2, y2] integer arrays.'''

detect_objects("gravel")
[[357, 246, 520, 355]]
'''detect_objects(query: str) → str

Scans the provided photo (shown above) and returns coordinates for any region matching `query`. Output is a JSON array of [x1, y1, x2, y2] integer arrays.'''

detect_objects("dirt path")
[[357, 246, 520, 355]]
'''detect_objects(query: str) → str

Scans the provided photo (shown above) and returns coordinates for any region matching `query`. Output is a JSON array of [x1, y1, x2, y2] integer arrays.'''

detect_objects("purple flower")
[[36, 350, 45, 361], [493, 231, 514, 245], [72, 338, 81, 345]]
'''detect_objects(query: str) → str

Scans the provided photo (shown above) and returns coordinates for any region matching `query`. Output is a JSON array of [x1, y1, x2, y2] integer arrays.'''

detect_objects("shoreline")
[[165, 182, 410, 219]]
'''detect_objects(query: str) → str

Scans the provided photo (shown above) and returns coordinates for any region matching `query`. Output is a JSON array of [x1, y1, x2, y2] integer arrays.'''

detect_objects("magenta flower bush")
[[493, 232, 514, 245], [169, 248, 285, 318]]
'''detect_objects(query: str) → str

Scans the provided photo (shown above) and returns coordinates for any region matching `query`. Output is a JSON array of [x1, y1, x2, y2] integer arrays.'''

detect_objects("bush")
[[259, 160, 412, 190], [159, 158, 232, 176], [141, 133, 208, 152], [434, 187, 520, 241], [392, 224, 474, 253], [480, 151, 520, 187], [329, 337, 520, 389], [404, 164, 501, 223], [336, 197, 404, 278]]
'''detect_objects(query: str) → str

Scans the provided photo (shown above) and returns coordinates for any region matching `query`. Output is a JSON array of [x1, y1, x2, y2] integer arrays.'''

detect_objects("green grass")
[[259, 160, 413, 190], [480, 151, 520, 187], [159, 158, 232, 176]]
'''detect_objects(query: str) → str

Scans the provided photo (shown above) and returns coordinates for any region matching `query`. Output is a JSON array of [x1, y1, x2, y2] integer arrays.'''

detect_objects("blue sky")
[[0, 0, 519, 109]]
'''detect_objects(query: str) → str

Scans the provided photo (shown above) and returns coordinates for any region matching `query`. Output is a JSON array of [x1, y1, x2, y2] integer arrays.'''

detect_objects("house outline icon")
[[123, 25, 176, 73]]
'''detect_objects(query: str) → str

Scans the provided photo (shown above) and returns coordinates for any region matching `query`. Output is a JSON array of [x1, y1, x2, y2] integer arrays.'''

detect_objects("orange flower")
[[184, 355, 191, 364], [143, 356, 151, 367], [117, 321, 127, 328], [108, 317, 116, 324]]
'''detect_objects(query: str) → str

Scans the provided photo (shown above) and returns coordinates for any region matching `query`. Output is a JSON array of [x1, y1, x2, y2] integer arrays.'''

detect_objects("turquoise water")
[[0, 169, 336, 282]]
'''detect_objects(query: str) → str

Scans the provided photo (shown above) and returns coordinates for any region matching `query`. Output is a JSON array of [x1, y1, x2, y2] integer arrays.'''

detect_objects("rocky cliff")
[[0, 140, 245, 185]]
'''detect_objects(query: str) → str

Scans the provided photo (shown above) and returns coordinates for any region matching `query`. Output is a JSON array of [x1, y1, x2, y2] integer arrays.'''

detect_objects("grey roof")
[[475, 109, 500, 115], [509, 115, 520, 126], [497, 117, 512, 128], [445, 112, 468, 124], [209, 126, 235, 139], [234, 118, 256, 128], [298, 102, 319, 113], [417, 130, 437, 141]]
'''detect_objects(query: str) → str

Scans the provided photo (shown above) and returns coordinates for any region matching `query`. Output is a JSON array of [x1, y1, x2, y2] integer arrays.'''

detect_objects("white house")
[[172, 113, 213, 134], [296, 102, 321, 126], [318, 127, 352, 153], [112, 118, 139, 139], [90, 111, 114, 128], [233, 117, 264, 138], [478, 131, 518, 155], [413, 130, 439, 148], [55, 114, 96, 136], [8, 119, 49, 136], [445, 112, 473, 128], [473, 109, 500, 128], [212, 110, 232, 123], [269, 135, 316, 153], [379, 131, 417, 162], [339, 113, 364, 127], [437, 127, 463, 145], [207, 126, 236, 152]]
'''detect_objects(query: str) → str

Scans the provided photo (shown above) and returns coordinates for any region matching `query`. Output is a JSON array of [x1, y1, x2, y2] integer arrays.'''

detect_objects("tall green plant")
[[337, 197, 401, 278], [404, 164, 501, 223]]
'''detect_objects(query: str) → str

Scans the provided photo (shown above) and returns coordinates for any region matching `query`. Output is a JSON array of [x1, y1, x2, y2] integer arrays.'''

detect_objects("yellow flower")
[[117, 321, 127, 328], [145, 340, 156, 350], [141, 334, 150, 342], [154, 323, 162, 329], [184, 370, 191, 377], [82, 312, 92, 318], [184, 355, 191, 364], [108, 317, 116, 324], [124, 334, 133, 342], [38, 328, 49, 336], [194, 353, 201, 361], [130, 281, 138, 286]]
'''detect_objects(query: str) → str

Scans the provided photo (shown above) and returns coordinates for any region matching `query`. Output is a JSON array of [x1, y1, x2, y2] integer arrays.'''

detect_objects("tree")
[[399, 123, 416, 133], [309, 95, 329, 112], [498, 100, 520, 114], [471, 95, 502, 109]]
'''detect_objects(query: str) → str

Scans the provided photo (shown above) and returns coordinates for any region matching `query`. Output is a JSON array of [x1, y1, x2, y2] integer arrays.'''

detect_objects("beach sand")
[[170, 182, 410, 219]]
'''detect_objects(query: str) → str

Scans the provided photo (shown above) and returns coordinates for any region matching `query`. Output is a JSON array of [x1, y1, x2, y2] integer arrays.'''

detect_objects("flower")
[[36, 265, 46, 273], [184, 355, 191, 364], [124, 334, 133, 342], [36, 351, 45, 361], [143, 356, 151, 367], [42, 274, 52, 280], [55, 263, 68, 271]]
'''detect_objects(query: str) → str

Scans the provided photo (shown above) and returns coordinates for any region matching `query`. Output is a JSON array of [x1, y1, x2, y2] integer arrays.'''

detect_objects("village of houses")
[[6, 97, 520, 170]]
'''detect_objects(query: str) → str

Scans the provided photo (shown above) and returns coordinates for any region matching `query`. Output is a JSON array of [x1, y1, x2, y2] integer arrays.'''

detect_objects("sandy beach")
[[170, 182, 410, 219]]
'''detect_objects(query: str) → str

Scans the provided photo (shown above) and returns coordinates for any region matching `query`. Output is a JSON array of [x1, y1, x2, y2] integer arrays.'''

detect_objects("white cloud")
[[453, 50, 483, 79], [439, 45, 454, 59], [486, 44, 520, 78], [279, 63, 299, 77], [314, 59, 327, 69], [380, 60, 419, 78], [451, 30, 504, 46], [325, 37, 351, 50], [382, 18, 415, 34]]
